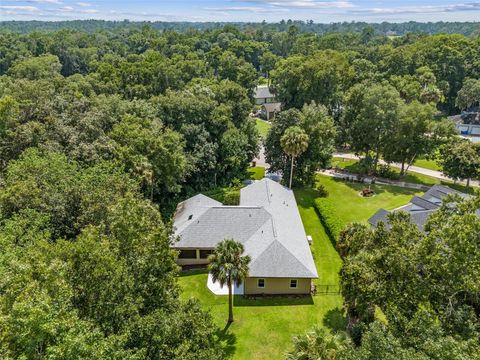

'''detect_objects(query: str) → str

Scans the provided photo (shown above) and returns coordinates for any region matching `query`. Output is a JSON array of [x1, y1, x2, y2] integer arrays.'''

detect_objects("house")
[[262, 102, 282, 121], [254, 85, 276, 105], [172, 178, 318, 295], [368, 184, 475, 231], [449, 110, 480, 143]]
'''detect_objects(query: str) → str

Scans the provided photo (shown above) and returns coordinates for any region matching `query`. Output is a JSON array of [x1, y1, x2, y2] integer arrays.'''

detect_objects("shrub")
[[376, 164, 399, 180], [314, 183, 329, 198], [223, 190, 240, 205], [314, 199, 343, 243]]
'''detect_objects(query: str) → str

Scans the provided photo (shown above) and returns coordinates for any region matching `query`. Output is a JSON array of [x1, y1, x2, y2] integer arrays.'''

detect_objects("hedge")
[[314, 198, 343, 244]]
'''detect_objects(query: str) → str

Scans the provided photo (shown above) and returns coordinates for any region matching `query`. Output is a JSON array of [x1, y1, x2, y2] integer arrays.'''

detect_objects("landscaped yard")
[[255, 118, 271, 138], [178, 174, 422, 359], [331, 157, 471, 192]]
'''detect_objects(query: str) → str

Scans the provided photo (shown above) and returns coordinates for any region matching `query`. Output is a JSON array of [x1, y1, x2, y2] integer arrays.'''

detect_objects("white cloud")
[[76, 2, 92, 7], [21, 0, 63, 4], [0, 5, 39, 11], [348, 2, 480, 16], [237, 0, 354, 9]]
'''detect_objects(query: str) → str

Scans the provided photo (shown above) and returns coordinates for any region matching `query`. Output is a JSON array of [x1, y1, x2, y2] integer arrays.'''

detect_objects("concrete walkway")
[[207, 273, 244, 296], [334, 153, 479, 188]]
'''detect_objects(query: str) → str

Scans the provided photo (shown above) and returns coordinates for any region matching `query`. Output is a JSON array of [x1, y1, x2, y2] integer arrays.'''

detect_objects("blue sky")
[[1, 0, 480, 22]]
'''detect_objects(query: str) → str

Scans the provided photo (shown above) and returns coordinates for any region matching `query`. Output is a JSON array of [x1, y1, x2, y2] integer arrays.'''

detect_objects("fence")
[[313, 284, 341, 295]]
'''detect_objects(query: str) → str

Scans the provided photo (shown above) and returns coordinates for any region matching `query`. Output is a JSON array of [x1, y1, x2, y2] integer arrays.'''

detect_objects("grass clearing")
[[178, 174, 420, 359], [255, 118, 271, 139], [247, 166, 265, 180]]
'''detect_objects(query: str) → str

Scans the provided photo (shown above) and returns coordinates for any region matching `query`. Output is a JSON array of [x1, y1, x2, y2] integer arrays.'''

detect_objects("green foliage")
[[314, 199, 344, 243], [339, 194, 480, 358], [209, 239, 251, 323], [439, 138, 480, 186], [266, 103, 336, 186]]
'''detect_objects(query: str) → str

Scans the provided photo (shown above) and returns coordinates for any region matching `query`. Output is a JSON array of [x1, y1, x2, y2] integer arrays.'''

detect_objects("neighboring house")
[[254, 85, 282, 121], [262, 102, 282, 121], [368, 184, 476, 231], [172, 178, 318, 295], [254, 85, 276, 105], [449, 110, 480, 143]]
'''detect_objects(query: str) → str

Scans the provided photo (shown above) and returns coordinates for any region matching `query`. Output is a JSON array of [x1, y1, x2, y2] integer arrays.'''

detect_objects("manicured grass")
[[178, 185, 344, 359], [314, 174, 423, 228], [247, 166, 265, 180], [255, 118, 271, 139], [414, 158, 442, 171], [177, 174, 423, 359], [332, 157, 471, 191]]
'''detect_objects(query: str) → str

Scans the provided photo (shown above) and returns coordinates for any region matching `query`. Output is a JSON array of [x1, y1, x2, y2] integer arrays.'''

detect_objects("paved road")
[[253, 145, 270, 169], [334, 153, 479, 188]]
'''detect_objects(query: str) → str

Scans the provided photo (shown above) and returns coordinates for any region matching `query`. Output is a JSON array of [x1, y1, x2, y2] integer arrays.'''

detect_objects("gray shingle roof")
[[254, 86, 275, 99], [368, 185, 472, 231], [262, 102, 282, 113], [173, 179, 318, 279]]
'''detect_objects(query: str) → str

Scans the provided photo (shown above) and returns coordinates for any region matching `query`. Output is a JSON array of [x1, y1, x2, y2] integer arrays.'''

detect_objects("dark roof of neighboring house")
[[449, 110, 480, 125], [255, 86, 275, 99], [368, 184, 472, 231], [173, 179, 318, 279]]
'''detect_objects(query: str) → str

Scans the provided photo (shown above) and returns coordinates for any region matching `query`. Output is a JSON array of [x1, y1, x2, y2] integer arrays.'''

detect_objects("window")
[[290, 279, 298, 289], [178, 250, 197, 259], [257, 279, 265, 288], [199, 249, 213, 259]]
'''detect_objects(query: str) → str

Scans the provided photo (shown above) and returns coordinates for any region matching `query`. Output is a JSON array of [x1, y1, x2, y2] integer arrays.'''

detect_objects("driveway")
[[334, 153, 479, 187], [253, 145, 270, 169]]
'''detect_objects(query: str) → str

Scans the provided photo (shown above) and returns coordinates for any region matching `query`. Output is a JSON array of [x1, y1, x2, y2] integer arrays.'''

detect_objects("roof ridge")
[[253, 239, 316, 278]]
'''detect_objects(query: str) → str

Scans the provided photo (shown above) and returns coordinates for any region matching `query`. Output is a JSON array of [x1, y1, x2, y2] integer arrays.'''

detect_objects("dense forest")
[[2, 19, 480, 36], [0, 21, 479, 358]]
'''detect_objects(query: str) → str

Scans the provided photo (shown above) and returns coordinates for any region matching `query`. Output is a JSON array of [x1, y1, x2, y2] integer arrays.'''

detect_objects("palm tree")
[[208, 239, 251, 323], [281, 126, 309, 189], [286, 326, 348, 360]]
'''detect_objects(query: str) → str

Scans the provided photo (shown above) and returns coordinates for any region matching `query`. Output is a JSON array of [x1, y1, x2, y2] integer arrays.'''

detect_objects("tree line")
[[0, 22, 479, 358]]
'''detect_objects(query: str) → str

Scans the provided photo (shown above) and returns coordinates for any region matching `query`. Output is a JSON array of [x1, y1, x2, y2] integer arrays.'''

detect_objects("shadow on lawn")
[[234, 295, 314, 307], [215, 322, 237, 358]]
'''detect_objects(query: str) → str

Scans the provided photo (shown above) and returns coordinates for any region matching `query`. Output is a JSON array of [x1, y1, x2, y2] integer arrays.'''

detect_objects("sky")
[[1, 0, 480, 23]]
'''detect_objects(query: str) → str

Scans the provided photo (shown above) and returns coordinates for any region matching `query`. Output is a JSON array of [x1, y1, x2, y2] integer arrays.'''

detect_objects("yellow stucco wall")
[[244, 277, 311, 295]]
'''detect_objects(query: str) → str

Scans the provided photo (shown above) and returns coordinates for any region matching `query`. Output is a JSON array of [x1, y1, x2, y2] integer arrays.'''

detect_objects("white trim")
[[257, 278, 265, 288], [289, 279, 298, 289]]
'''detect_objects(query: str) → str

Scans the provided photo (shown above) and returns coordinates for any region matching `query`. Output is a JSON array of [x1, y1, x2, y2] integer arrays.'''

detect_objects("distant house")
[[172, 178, 318, 295], [449, 109, 480, 143], [368, 184, 477, 231], [254, 85, 276, 105], [262, 102, 282, 121]]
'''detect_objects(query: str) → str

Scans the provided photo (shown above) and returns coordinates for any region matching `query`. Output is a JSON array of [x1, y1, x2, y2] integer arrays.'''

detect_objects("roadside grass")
[[331, 157, 472, 192], [178, 174, 420, 359], [414, 158, 442, 171], [255, 118, 271, 139]]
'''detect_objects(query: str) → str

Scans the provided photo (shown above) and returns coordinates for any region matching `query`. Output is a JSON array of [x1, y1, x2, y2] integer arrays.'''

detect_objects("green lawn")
[[314, 175, 423, 228], [414, 158, 442, 171], [247, 166, 265, 180], [177, 174, 423, 359], [332, 157, 472, 192], [255, 118, 271, 139]]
